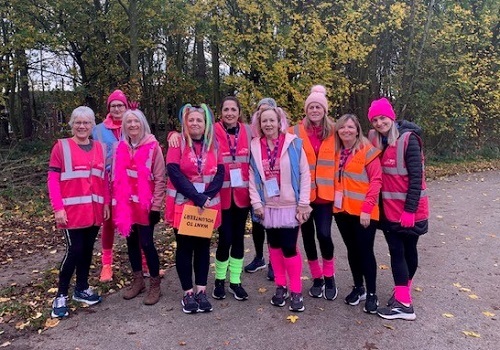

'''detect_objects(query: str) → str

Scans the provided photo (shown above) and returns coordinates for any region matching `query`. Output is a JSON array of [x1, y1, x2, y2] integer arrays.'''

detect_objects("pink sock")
[[269, 247, 287, 287], [284, 253, 303, 294], [408, 279, 413, 288], [308, 259, 322, 279], [102, 248, 113, 265], [394, 285, 412, 305], [322, 258, 335, 278]]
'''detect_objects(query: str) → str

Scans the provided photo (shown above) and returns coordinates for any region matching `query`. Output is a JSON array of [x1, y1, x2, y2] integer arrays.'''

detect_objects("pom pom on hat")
[[304, 85, 328, 114], [367, 98, 396, 121], [107, 90, 129, 110]]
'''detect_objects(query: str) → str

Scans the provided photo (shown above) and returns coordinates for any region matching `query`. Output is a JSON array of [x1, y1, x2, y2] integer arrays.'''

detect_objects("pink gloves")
[[400, 211, 415, 228]]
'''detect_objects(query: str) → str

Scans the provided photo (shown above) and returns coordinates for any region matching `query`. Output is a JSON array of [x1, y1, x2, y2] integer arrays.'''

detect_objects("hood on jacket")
[[398, 120, 422, 136], [127, 133, 158, 148]]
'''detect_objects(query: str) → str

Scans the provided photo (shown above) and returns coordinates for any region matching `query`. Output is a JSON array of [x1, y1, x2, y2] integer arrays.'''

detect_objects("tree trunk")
[[16, 49, 33, 139]]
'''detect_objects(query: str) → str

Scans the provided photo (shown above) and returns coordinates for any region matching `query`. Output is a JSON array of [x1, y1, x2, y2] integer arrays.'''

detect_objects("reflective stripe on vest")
[[63, 194, 104, 205], [222, 155, 248, 163], [221, 180, 249, 188], [382, 189, 428, 200], [60, 139, 106, 180]]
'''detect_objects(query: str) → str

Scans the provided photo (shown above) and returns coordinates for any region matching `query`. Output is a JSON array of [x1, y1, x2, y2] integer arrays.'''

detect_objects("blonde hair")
[[303, 114, 335, 140], [251, 107, 289, 137], [372, 120, 399, 149], [179, 103, 215, 149], [334, 114, 371, 153]]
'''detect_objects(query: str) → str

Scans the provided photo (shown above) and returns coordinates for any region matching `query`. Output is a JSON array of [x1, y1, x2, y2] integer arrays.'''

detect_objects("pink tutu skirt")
[[263, 207, 298, 229]]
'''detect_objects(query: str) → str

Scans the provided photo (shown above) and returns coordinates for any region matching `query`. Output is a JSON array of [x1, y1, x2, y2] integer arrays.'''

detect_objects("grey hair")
[[257, 97, 277, 109], [68, 106, 96, 129], [121, 109, 151, 141]]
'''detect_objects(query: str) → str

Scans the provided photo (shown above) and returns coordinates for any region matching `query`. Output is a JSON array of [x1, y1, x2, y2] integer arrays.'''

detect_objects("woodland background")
[[1, 0, 499, 160]]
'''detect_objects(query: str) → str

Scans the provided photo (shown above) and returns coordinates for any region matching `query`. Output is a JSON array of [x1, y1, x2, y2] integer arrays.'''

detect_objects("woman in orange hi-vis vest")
[[288, 85, 337, 300], [48, 106, 109, 319], [332, 114, 382, 314]]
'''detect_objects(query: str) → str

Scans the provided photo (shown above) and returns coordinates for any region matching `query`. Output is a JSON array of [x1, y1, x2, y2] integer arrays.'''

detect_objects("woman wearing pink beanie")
[[367, 97, 429, 320], [288, 85, 338, 301], [92, 90, 129, 282]]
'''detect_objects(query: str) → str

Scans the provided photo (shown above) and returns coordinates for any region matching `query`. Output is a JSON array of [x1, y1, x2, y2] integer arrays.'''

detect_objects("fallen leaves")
[[258, 287, 267, 293], [286, 315, 299, 323], [378, 264, 389, 270], [442, 313, 454, 318], [383, 324, 395, 330], [44, 318, 60, 328], [482, 311, 495, 318], [462, 330, 480, 338]]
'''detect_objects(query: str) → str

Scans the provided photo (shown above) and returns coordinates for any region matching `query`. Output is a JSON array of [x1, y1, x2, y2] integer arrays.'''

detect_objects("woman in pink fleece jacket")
[[249, 106, 311, 312]]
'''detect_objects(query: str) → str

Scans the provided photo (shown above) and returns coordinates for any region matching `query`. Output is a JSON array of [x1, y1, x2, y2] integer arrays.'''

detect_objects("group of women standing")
[[48, 86, 428, 321]]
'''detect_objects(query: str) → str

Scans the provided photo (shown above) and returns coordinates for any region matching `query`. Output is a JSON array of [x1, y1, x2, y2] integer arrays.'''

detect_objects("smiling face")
[[260, 109, 280, 139], [125, 114, 142, 142], [71, 116, 92, 143], [370, 115, 393, 136], [337, 118, 359, 148], [306, 102, 325, 126], [221, 100, 240, 128], [187, 111, 206, 140], [108, 100, 127, 120]]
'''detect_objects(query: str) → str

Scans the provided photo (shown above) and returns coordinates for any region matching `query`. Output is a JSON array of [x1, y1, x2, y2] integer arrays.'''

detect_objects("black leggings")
[[267, 227, 300, 258], [58, 226, 99, 295], [175, 230, 211, 290], [301, 202, 334, 261], [383, 229, 420, 286], [215, 203, 250, 261], [251, 220, 266, 259], [127, 224, 160, 277], [334, 213, 377, 293]]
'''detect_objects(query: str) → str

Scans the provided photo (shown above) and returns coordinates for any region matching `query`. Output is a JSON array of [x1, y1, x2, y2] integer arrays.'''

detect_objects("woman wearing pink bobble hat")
[[92, 90, 129, 282], [288, 85, 338, 301], [366, 97, 429, 321]]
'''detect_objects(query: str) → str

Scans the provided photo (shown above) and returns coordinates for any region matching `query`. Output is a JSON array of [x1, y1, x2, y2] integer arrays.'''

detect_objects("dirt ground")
[[2, 170, 499, 350]]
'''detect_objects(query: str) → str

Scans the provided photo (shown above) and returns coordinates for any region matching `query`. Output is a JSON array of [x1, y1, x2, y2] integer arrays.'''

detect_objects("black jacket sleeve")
[[404, 133, 423, 213], [203, 164, 225, 199], [166, 163, 209, 208]]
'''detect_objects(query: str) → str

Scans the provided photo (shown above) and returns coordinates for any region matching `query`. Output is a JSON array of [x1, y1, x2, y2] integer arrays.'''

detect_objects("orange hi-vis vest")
[[215, 121, 251, 209], [333, 144, 381, 220], [368, 130, 429, 223], [58, 138, 107, 229], [165, 141, 222, 229], [290, 123, 335, 201]]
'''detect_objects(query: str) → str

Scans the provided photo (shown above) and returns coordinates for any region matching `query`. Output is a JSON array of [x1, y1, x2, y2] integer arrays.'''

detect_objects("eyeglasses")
[[73, 121, 92, 126], [110, 103, 126, 109]]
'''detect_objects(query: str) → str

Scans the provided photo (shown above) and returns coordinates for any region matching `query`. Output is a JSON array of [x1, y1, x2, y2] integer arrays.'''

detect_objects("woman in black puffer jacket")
[[367, 98, 429, 321]]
